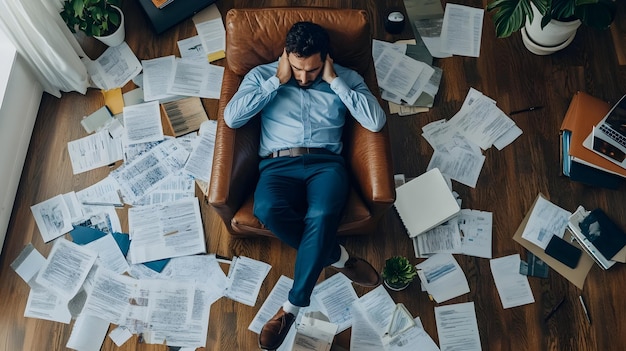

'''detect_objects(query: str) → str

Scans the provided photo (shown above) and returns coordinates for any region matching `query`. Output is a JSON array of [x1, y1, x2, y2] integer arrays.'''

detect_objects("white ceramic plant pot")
[[522, 2, 581, 55], [384, 279, 410, 291], [94, 5, 125, 47]]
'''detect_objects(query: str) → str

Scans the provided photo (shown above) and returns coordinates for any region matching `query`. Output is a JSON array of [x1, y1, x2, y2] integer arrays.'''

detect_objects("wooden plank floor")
[[1, 1, 626, 350]]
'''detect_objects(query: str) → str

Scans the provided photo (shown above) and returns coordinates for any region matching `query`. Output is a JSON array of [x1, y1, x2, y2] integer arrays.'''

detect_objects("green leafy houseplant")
[[382, 256, 418, 290], [60, 0, 122, 37], [487, 0, 617, 38]]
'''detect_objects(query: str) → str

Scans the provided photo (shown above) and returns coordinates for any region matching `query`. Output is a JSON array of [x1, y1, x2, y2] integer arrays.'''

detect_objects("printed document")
[[435, 302, 482, 351], [122, 100, 164, 146], [350, 304, 385, 350], [184, 120, 217, 182], [440, 4, 484, 57], [110, 139, 190, 204], [24, 287, 72, 323], [128, 197, 206, 264], [169, 58, 224, 99], [490, 254, 535, 308], [458, 209, 493, 258], [84, 233, 130, 274], [249, 275, 294, 334], [35, 238, 98, 300], [30, 194, 74, 242], [312, 273, 358, 333], [412, 217, 462, 257], [520, 195, 571, 249], [85, 42, 142, 90], [416, 253, 469, 303], [142, 56, 179, 102], [67, 130, 123, 174], [224, 256, 271, 306]]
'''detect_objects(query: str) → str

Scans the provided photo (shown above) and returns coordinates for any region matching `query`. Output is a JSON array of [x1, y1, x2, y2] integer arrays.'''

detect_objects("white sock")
[[282, 300, 301, 316], [331, 245, 349, 268]]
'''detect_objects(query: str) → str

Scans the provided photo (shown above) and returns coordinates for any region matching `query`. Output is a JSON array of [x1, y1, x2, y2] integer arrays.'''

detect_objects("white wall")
[[0, 41, 43, 255]]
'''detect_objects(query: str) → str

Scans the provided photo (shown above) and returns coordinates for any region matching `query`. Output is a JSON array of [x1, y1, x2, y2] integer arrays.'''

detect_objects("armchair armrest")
[[208, 67, 260, 232], [343, 66, 396, 220]]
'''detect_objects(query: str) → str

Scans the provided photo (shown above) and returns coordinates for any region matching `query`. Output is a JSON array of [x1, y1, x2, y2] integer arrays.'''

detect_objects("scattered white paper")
[[67, 130, 123, 174], [416, 253, 469, 303], [440, 4, 484, 57], [85, 42, 142, 90], [109, 326, 133, 347], [249, 275, 294, 334], [435, 302, 482, 351], [66, 313, 110, 351], [184, 120, 217, 181], [11, 243, 47, 286], [122, 100, 164, 146], [84, 234, 130, 274], [35, 238, 98, 301], [458, 209, 493, 259], [128, 197, 206, 264], [490, 254, 535, 308], [24, 287, 72, 324], [30, 195, 74, 242], [521, 196, 571, 249], [110, 139, 190, 204], [142, 56, 179, 102], [177, 35, 205, 58], [293, 313, 338, 351], [311, 273, 358, 333], [225, 256, 271, 306]]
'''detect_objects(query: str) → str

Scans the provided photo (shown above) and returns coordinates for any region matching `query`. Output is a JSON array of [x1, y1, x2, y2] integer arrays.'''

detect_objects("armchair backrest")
[[224, 8, 373, 77]]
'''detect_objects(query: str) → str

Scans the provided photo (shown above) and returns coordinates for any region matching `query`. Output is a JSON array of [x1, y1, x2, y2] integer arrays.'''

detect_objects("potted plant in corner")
[[382, 256, 418, 291], [487, 0, 617, 55], [60, 0, 125, 47]]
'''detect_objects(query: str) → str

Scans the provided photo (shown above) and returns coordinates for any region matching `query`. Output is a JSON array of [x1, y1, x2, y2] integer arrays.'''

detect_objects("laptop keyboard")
[[599, 124, 626, 148]]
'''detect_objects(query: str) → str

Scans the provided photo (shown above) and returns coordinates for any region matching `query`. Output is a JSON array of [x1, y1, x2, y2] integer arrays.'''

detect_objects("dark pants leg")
[[254, 154, 349, 307]]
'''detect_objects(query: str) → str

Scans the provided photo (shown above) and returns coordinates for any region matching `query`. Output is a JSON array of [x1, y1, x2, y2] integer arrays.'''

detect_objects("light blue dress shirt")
[[224, 60, 386, 157]]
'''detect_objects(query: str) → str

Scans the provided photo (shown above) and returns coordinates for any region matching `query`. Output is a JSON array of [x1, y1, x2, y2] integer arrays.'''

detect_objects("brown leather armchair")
[[208, 7, 396, 237]]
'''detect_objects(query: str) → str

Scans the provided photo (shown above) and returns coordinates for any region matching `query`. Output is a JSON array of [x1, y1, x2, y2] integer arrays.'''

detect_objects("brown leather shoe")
[[258, 307, 295, 350], [332, 257, 381, 287]]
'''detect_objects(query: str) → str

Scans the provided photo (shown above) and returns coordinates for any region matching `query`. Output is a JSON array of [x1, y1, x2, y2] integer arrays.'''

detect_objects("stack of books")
[[560, 92, 626, 189]]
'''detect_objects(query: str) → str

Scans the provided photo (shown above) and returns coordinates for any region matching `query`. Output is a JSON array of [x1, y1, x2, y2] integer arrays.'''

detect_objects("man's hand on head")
[[276, 49, 292, 85], [322, 55, 337, 84]]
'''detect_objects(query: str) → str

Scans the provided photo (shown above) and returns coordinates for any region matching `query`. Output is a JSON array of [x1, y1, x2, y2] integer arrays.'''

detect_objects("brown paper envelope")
[[611, 246, 626, 263], [513, 193, 594, 290]]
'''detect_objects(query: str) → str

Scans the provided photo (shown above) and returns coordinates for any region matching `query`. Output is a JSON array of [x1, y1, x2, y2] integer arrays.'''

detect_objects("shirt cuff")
[[329, 76, 350, 95], [262, 76, 281, 94]]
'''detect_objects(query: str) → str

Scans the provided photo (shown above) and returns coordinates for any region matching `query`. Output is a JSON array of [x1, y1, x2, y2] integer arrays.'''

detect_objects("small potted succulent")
[[382, 256, 417, 291], [60, 0, 125, 47]]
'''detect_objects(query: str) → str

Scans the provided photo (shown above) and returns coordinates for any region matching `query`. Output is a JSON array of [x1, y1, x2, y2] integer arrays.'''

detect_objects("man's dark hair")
[[285, 22, 330, 60]]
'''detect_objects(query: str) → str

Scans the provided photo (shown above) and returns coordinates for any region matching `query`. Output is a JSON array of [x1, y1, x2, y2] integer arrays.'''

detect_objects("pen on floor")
[[579, 295, 592, 324], [544, 296, 566, 322], [509, 106, 544, 115]]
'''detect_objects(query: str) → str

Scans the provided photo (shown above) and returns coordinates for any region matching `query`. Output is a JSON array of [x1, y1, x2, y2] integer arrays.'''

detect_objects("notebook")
[[586, 94, 626, 168], [394, 168, 460, 238]]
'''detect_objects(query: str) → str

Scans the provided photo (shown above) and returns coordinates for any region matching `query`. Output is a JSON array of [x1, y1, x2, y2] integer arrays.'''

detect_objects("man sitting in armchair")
[[224, 21, 385, 350]]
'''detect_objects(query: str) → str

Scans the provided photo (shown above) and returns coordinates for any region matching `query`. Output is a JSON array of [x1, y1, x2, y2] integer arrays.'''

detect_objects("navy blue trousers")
[[253, 153, 349, 307]]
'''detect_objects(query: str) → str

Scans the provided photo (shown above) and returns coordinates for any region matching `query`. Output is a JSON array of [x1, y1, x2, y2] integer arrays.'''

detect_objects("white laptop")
[[585, 94, 626, 168]]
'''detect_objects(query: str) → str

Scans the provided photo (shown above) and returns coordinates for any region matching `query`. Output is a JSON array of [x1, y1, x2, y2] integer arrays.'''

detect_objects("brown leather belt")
[[268, 147, 334, 158]]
